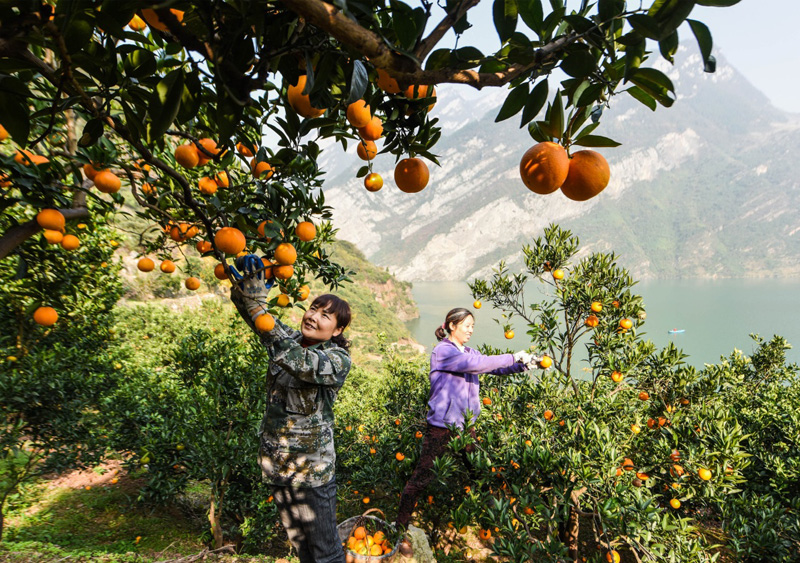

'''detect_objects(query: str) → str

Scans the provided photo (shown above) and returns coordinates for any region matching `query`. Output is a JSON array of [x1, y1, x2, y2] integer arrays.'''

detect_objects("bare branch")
[[414, 0, 481, 61]]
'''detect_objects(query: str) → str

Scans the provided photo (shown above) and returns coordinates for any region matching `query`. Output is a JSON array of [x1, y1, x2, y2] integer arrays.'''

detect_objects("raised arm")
[[271, 338, 351, 387], [433, 346, 519, 375], [230, 287, 301, 347]]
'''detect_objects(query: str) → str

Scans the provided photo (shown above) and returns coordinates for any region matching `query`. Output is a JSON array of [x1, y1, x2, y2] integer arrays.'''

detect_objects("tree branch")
[[414, 0, 481, 61]]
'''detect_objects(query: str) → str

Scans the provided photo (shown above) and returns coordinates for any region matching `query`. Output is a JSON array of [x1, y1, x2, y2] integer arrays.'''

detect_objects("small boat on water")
[[668, 328, 685, 334]]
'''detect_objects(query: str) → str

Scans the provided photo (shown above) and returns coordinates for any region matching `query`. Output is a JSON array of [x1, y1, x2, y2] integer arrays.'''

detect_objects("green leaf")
[[659, 30, 679, 63], [563, 14, 594, 33], [493, 0, 519, 43], [629, 68, 675, 107], [547, 90, 564, 139], [0, 87, 29, 143], [626, 86, 657, 111], [623, 35, 645, 82], [425, 49, 451, 71], [123, 49, 157, 79], [356, 166, 369, 178], [560, 50, 596, 78], [495, 82, 529, 122], [391, 1, 422, 50], [572, 135, 621, 148], [147, 68, 184, 142], [576, 83, 604, 107], [520, 79, 548, 127], [177, 71, 202, 124], [518, 0, 543, 35], [687, 19, 715, 73], [696, 0, 741, 6], [452, 47, 484, 70], [648, 0, 695, 36], [78, 118, 104, 147], [347, 60, 368, 105], [627, 14, 661, 40]]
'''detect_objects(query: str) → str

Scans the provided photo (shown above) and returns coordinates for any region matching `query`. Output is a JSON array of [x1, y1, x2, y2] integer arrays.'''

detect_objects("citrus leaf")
[[518, 0, 543, 35], [495, 82, 529, 122], [347, 60, 368, 105], [520, 79, 548, 127], [572, 134, 621, 148], [493, 0, 519, 43], [687, 19, 716, 73], [659, 30, 679, 63]]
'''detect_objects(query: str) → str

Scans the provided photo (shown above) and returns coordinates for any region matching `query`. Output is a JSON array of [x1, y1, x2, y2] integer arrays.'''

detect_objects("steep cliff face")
[[321, 46, 800, 281]]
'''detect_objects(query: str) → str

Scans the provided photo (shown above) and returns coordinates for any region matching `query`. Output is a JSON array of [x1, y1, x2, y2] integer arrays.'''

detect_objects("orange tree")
[[460, 224, 750, 561], [0, 0, 743, 300], [0, 203, 123, 540]]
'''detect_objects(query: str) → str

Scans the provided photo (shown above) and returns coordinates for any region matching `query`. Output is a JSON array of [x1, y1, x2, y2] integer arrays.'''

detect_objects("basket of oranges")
[[338, 508, 400, 561]]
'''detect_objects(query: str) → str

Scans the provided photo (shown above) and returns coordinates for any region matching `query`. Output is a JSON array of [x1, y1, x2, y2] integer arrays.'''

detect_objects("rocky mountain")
[[320, 46, 800, 282]]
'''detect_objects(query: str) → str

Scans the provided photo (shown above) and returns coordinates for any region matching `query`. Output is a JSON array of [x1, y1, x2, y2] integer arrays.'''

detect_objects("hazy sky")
[[441, 0, 799, 113]]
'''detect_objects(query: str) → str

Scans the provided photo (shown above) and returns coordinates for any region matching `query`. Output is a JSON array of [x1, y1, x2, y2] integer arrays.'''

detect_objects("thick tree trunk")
[[209, 496, 223, 549]]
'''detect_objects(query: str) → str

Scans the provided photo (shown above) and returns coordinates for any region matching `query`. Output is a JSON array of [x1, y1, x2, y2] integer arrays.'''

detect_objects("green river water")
[[405, 279, 800, 368]]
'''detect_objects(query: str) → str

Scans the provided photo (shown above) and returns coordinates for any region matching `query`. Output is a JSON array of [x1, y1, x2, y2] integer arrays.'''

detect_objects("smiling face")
[[449, 314, 475, 347], [301, 301, 344, 344]]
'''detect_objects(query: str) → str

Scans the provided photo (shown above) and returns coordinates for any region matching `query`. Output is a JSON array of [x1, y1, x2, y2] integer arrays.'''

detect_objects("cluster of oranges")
[[520, 141, 611, 201], [343, 525, 394, 558]]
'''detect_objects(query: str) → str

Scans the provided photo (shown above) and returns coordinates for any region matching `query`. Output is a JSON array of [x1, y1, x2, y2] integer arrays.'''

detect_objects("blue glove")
[[228, 254, 275, 319]]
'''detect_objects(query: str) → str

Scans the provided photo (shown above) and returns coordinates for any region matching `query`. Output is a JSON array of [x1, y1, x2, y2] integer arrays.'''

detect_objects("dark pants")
[[272, 477, 345, 563], [396, 424, 477, 528]]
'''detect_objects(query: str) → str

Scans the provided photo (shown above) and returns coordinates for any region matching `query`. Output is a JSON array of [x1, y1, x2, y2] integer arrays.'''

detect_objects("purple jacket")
[[426, 339, 526, 429]]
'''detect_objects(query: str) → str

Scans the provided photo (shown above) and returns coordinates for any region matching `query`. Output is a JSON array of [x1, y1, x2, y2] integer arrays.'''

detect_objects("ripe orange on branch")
[[364, 173, 383, 192], [295, 222, 316, 242], [140, 8, 184, 32], [43, 230, 63, 244], [346, 100, 371, 127], [394, 158, 429, 193], [137, 258, 155, 272], [376, 68, 400, 93], [14, 149, 48, 166], [356, 140, 377, 161], [251, 159, 273, 179], [174, 144, 199, 168], [36, 209, 65, 231], [160, 260, 176, 273], [519, 142, 569, 194], [185, 277, 200, 291], [255, 313, 275, 332], [215, 227, 246, 255], [196, 138, 221, 165], [274, 243, 297, 265], [287, 75, 325, 118], [198, 177, 218, 195], [33, 306, 58, 326], [94, 170, 121, 193], [61, 234, 80, 250], [560, 150, 611, 201]]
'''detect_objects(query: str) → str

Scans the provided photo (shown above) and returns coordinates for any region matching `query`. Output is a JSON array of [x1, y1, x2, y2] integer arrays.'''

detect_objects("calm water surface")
[[405, 279, 800, 368]]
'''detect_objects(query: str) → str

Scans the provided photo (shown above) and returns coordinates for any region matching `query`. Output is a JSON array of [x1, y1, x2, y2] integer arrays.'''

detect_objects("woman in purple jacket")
[[395, 307, 537, 529]]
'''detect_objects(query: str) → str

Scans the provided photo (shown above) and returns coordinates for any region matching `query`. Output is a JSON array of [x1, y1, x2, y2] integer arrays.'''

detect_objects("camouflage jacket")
[[232, 291, 351, 487]]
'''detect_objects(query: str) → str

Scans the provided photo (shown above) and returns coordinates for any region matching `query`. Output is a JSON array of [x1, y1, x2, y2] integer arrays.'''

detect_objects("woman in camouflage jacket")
[[233, 278, 352, 563]]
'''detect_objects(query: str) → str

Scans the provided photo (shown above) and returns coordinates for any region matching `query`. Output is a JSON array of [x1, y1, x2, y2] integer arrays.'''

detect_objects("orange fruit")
[[33, 306, 58, 326], [395, 452, 405, 461], [215, 227, 246, 255], [519, 142, 569, 194], [622, 458, 634, 471], [61, 234, 80, 250], [295, 221, 316, 242], [196, 138, 220, 165], [274, 243, 297, 265], [620, 318, 633, 330], [298, 284, 310, 301], [591, 301, 602, 312], [214, 171, 229, 187], [255, 313, 275, 332], [362, 496, 370, 505], [273, 265, 294, 280], [404, 84, 436, 111], [670, 450, 681, 462], [543, 410, 554, 420], [552, 269, 565, 280], [364, 173, 383, 192], [353, 526, 367, 540], [276, 294, 290, 307], [170, 223, 198, 242], [611, 371, 623, 383], [43, 229, 63, 244], [670, 464, 684, 477], [141, 183, 157, 197], [539, 356, 552, 369], [369, 544, 381, 555], [251, 159, 273, 179], [473, 300, 482, 309], [394, 158, 429, 193], [356, 140, 377, 161], [416, 430, 424, 439], [346, 100, 371, 128], [236, 142, 255, 157], [198, 177, 218, 195], [560, 150, 611, 201], [160, 260, 176, 274], [137, 257, 155, 272], [358, 116, 383, 141], [36, 209, 65, 231], [670, 498, 681, 509], [196, 240, 213, 253], [140, 8, 184, 32], [0, 123, 7, 141], [638, 391, 650, 401], [478, 528, 491, 540], [14, 149, 48, 166], [504, 330, 514, 339], [376, 69, 400, 93], [636, 471, 649, 481], [630, 423, 641, 434], [83, 163, 101, 180], [185, 277, 200, 291], [585, 314, 599, 328], [287, 75, 325, 118], [698, 468, 712, 481], [93, 170, 121, 193], [175, 144, 199, 168], [606, 551, 621, 563], [214, 263, 227, 280], [128, 14, 146, 31], [482, 397, 492, 406]]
